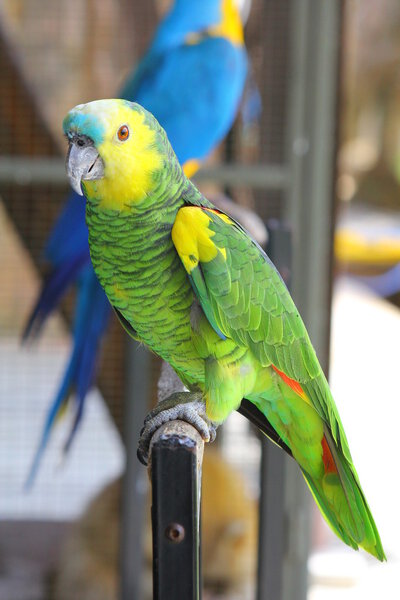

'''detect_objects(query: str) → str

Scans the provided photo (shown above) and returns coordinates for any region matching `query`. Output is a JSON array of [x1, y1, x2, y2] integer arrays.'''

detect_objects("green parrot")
[[63, 99, 385, 561]]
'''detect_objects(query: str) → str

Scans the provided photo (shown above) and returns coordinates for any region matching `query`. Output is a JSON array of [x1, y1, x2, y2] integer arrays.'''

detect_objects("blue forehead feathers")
[[63, 111, 106, 146]]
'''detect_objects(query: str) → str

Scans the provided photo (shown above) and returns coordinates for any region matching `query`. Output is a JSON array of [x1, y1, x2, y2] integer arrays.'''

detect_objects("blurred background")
[[0, 0, 399, 598]]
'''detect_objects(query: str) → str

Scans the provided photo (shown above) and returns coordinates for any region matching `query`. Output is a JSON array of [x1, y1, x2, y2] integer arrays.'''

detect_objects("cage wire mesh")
[[0, 0, 291, 597]]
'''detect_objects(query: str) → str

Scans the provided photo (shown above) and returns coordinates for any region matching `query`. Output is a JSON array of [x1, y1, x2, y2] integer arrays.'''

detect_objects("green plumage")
[[65, 99, 385, 561]]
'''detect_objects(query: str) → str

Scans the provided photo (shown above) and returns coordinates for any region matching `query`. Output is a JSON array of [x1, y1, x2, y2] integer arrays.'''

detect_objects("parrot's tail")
[[302, 426, 386, 561]]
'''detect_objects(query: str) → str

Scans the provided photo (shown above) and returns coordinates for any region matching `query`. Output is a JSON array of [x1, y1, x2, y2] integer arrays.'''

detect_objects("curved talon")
[[137, 393, 217, 465]]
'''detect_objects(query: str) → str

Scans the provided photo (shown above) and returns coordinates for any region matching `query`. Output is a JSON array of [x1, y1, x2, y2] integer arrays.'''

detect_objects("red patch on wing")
[[321, 436, 337, 474], [272, 364, 306, 399]]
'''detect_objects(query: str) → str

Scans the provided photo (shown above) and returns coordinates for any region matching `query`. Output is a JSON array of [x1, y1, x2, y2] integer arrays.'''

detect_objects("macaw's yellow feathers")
[[208, 0, 244, 46], [183, 159, 201, 179], [184, 0, 244, 47]]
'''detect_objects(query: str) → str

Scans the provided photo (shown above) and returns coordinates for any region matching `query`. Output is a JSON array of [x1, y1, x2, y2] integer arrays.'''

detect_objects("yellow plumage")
[[82, 101, 163, 210]]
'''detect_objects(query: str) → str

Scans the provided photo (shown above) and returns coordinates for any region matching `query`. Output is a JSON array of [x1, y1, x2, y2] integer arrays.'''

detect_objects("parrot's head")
[[63, 99, 174, 210]]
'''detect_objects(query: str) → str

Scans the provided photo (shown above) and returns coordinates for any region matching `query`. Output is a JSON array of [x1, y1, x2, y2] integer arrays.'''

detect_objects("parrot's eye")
[[117, 125, 130, 142]]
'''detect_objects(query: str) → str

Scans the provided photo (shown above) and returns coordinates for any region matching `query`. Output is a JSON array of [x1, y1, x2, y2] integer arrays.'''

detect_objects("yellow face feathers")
[[88, 102, 163, 210], [67, 100, 165, 211]]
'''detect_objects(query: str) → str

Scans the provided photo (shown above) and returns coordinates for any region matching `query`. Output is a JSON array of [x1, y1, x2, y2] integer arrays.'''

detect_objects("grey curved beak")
[[66, 142, 104, 196]]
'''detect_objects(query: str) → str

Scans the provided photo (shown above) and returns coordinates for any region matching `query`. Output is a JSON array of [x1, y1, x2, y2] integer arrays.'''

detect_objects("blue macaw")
[[24, 0, 253, 484]]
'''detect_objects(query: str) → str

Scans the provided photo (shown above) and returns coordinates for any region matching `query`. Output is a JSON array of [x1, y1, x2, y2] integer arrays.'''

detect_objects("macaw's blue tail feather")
[[25, 268, 111, 488], [63, 272, 112, 454], [240, 69, 262, 128], [25, 357, 76, 489], [22, 252, 90, 342]]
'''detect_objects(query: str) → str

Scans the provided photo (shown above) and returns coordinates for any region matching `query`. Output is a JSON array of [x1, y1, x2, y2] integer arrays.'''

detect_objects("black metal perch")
[[149, 419, 204, 600]]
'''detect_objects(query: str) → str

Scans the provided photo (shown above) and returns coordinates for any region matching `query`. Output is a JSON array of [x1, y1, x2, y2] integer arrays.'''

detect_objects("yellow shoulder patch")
[[172, 207, 228, 273]]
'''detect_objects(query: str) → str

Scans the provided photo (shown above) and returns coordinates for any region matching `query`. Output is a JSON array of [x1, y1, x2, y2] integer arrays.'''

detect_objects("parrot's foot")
[[137, 392, 218, 465]]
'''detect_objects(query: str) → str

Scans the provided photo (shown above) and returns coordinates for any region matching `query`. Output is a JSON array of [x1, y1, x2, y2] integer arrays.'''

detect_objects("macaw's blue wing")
[[25, 266, 111, 488]]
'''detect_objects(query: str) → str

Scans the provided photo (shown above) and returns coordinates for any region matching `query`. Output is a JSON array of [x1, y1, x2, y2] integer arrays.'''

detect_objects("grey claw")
[[137, 392, 218, 466], [137, 446, 148, 466]]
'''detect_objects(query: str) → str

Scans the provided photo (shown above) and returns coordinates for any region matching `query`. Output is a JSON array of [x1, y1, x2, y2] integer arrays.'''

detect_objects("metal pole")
[[0, 157, 289, 191], [281, 2, 342, 599], [285, 0, 342, 365], [150, 420, 204, 600], [120, 341, 152, 599], [256, 220, 292, 600], [257, 443, 287, 600]]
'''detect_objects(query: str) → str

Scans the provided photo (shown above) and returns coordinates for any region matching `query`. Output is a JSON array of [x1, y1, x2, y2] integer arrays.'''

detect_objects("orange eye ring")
[[117, 125, 129, 141]]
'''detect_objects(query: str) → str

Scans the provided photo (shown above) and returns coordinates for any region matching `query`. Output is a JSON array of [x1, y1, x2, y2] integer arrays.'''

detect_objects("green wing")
[[172, 205, 351, 461]]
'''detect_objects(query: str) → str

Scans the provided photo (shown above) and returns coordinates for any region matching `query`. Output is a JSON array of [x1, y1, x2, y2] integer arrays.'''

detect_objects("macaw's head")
[[63, 99, 174, 211]]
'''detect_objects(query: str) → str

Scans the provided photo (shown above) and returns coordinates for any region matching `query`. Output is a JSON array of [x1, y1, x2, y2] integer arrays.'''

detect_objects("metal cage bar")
[[256, 221, 292, 600], [0, 157, 290, 191], [120, 341, 152, 599], [280, 3, 342, 600]]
